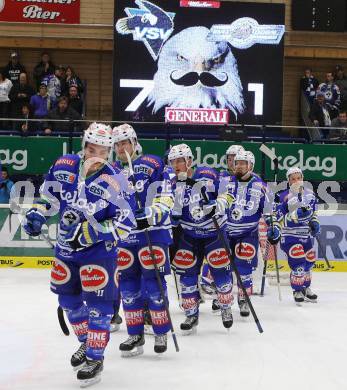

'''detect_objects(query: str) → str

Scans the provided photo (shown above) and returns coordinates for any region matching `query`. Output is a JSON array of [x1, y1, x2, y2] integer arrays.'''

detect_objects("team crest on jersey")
[[172, 249, 196, 269], [230, 208, 243, 221], [138, 246, 166, 269], [235, 243, 256, 260], [54, 170, 76, 184], [80, 265, 109, 292], [51, 259, 71, 285], [61, 209, 81, 227], [116, 0, 175, 61], [289, 244, 305, 259]]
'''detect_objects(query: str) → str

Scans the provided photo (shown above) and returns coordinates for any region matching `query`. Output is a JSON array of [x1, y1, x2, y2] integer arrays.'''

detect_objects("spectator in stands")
[[9, 72, 35, 117], [334, 65, 347, 110], [67, 85, 83, 115], [0, 69, 13, 130], [0, 166, 14, 204], [317, 72, 341, 119], [14, 103, 34, 135], [43, 96, 81, 135], [30, 83, 53, 134], [300, 67, 319, 105], [3, 51, 26, 85], [329, 110, 347, 140], [42, 65, 64, 106], [309, 92, 331, 137], [62, 66, 84, 96], [33, 52, 55, 89]]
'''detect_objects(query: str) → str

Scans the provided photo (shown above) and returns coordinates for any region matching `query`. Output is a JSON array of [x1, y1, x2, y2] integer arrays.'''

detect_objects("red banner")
[[180, 1, 220, 8], [0, 0, 80, 24], [165, 107, 229, 124]]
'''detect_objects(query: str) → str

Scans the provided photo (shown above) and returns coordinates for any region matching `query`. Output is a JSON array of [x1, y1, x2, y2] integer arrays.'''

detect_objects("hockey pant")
[[51, 254, 117, 361], [118, 243, 171, 336], [172, 234, 233, 318], [281, 237, 316, 291]]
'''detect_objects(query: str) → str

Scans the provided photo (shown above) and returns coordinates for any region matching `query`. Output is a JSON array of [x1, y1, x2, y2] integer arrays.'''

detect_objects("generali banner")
[[0, 0, 80, 24]]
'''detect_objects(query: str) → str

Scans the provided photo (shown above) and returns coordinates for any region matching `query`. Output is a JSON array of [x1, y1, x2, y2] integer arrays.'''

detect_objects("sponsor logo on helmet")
[[289, 244, 305, 259], [138, 246, 166, 269], [117, 248, 135, 270], [235, 243, 256, 260], [172, 249, 196, 269], [207, 248, 229, 268], [51, 259, 71, 285], [80, 265, 109, 292]]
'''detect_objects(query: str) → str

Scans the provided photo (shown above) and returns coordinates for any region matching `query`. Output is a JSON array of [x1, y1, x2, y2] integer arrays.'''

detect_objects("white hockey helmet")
[[168, 143, 193, 163], [226, 144, 244, 156], [112, 123, 137, 145], [234, 150, 255, 167], [286, 166, 303, 180], [83, 122, 114, 148]]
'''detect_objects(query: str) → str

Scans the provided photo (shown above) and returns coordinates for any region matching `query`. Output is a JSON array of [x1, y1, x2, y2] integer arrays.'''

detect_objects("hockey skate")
[[303, 287, 317, 303], [144, 308, 154, 336], [180, 315, 199, 335], [221, 307, 233, 329], [110, 313, 122, 333], [293, 290, 305, 305], [71, 342, 87, 371], [119, 334, 145, 357], [238, 299, 250, 317], [77, 358, 103, 388], [154, 334, 167, 354], [211, 299, 221, 313]]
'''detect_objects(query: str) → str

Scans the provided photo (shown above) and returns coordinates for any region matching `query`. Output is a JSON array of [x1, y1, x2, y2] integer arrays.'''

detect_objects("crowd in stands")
[[301, 65, 347, 140], [0, 51, 85, 135]]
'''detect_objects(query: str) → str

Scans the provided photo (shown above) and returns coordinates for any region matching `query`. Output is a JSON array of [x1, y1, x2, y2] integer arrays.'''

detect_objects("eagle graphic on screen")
[[147, 27, 245, 117], [116, 0, 175, 60]]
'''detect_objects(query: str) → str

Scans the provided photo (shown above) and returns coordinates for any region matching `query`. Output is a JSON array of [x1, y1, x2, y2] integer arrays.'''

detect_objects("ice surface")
[[1, 269, 347, 390]]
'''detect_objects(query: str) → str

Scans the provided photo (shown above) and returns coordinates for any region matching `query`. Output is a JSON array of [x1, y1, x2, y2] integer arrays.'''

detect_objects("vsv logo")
[[116, 0, 175, 60]]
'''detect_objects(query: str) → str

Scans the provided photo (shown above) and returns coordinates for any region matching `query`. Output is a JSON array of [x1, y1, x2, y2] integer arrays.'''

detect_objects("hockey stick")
[[260, 239, 270, 296], [315, 236, 334, 271], [270, 215, 282, 301], [57, 306, 70, 336], [186, 177, 263, 334], [125, 151, 179, 352]]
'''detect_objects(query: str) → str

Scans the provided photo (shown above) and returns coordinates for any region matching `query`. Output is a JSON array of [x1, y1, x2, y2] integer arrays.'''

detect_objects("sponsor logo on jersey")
[[51, 259, 71, 285], [138, 246, 166, 269], [172, 249, 196, 269], [60, 190, 96, 216], [305, 249, 316, 262], [55, 158, 76, 167], [87, 330, 108, 349], [235, 243, 256, 261], [54, 170, 76, 184], [88, 182, 111, 200], [197, 169, 217, 179], [207, 248, 229, 268], [134, 164, 153, 176], [150, 309, 169, 326], [124, 309, 144, 326], [117, 248, 135, 270], [289, 244, 305, 259], [100, 174, 121, 192], [142, 156, 161, 168], [80, 265, 109, 292]]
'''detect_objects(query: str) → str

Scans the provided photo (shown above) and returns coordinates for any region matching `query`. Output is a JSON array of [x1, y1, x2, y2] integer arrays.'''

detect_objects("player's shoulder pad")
[[219, 169, 231, 178], [112, 160, 123, 171], [139, 154, 164, 170], [195, 166, 219, 180], [278, 189, 289, 203]]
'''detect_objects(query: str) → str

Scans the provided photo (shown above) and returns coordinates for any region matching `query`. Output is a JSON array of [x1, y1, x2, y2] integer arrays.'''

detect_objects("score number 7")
[[120, 79, 263, 115]]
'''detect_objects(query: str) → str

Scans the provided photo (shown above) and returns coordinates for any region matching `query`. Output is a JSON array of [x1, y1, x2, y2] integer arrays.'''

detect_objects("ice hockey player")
[[276, 167, 320, 304], [23, 123, 136, 387], [169, 143, 234, 334], [112, 123, 174, 356], [224, 150, 280, 316], [219, 144, 245, 178]]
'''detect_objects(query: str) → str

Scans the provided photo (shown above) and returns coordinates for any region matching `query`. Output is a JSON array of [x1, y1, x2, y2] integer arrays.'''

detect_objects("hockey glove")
[[309, 220, 321, 237], [135, 205, 165, 230], [293, 207, 313, 223], [267, 224, 281, 245], [23, 208, 46, 237], [62, 221, 100, 251]]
